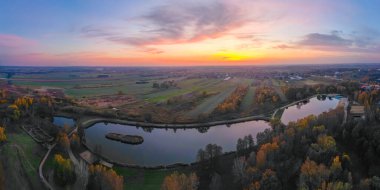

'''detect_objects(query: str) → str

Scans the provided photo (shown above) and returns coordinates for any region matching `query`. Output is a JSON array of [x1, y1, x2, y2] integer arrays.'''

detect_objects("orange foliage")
[[88, 164, 124, 190], [296, 115, 317, 129], [57, 132, 70, 149], [255, 86, 280, 104], [245, 181, 260, 190], [161, 172, 198, 190], [0, 127, 6, 142], [256, 142, 279, 168], [14, 96, 33, 110], [215, 86, 248, 113], [300, 158, 330, 186]]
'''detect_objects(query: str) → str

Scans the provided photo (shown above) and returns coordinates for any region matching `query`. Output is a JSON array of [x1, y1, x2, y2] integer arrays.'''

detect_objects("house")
[[350, 105, 365, 118]]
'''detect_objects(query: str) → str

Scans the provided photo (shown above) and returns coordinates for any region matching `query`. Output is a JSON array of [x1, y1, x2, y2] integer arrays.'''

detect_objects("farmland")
[[0, 66, 346, 123]]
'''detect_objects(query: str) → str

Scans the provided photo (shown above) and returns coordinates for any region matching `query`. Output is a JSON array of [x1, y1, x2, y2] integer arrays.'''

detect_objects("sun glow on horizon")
[[0, 0, 380, 66]]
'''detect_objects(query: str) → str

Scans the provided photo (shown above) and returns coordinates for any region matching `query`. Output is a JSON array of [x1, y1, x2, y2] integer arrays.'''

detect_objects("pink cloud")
[[0, 34, 36, 48]]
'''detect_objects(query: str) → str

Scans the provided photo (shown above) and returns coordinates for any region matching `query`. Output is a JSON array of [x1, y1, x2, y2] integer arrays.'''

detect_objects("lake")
[[83, 95, 343, 166], [53, 117, 75, 128], [280, 96, 341, 124], [84, 120, 271, 166]]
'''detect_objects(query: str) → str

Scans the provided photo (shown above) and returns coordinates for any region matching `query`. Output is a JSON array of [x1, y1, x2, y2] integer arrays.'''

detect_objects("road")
[[39, 143, 56, 190]]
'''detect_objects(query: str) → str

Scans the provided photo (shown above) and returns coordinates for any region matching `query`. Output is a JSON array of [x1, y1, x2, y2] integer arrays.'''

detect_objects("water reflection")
[[280, 97, 340, 124], [53, 117, 75, 128], [84, 120, 270, 166]]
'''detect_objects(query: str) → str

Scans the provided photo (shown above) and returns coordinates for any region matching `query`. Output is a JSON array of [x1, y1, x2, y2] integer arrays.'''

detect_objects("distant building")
[[350, 105, 365, 118]]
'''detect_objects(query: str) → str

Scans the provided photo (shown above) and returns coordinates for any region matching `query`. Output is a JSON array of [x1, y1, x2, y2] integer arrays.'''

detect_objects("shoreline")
[[78, 115, 271, 129], [72, 93, 343, 170], [73, 94, 339, 129]]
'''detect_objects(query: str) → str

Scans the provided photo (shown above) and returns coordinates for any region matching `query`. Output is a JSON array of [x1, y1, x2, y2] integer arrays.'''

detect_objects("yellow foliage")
[[330, 156, 342, 172], [0, 127, 6, 142], [14, 97, 33, 109], [161, 171, 198, 190], [8, 104, 18, 110], [54, 154, 72, 171], [317, 135, 336, 151], [89, 164, 124, 190], [297, 115, 317, 129]]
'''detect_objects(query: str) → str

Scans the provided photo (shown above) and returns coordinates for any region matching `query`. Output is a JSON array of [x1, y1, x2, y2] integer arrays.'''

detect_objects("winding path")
[[39, 143, 56, 190]]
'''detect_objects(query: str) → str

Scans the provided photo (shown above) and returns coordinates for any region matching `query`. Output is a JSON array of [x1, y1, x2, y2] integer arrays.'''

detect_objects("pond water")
[[84, 120, 271, 166], [83, 95, 344, 166], [53, 117, 75, 128], [280, 96, 341, 124]]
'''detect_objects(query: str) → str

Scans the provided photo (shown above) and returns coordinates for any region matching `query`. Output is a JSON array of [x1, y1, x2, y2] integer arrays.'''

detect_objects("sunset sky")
[[1, 0, 380, 66]]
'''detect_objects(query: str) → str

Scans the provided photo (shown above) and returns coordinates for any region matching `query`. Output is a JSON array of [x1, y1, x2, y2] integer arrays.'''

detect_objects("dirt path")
[[39, 144, 56, 190]]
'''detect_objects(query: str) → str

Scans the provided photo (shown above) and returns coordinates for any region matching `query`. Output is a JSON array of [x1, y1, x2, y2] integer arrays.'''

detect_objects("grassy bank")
[[114, 167, 174, 190]]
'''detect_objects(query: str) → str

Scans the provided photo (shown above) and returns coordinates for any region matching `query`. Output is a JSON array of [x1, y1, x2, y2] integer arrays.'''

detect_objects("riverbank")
[[59, 93, 345, 170], [78, 114, 271, 129], [63, 94, 342, 130]]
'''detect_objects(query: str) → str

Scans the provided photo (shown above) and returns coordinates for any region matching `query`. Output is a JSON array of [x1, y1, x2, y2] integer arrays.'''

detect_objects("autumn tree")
[[161, 172, 198, 190], [71, 132, 80, 149], [256, 142, 279, 169], [330, 156, 343, 180], [254, 86, 280, 104], [0, 127, 6, 143], [53, 154, 76, 186], [298, 158, 330, 190], [308, 135, 337, 164], [88, 164, 124, 190], [260, 169, 281, 190], [6, 104, 20, 121], [57, 132, 70, 150], [215, 86, 248, 113], [14, 96, 33, 111]]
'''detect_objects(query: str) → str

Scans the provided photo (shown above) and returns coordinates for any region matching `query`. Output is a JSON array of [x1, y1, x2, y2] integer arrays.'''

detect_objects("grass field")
[[240, 86, 255, 112], [114, 167, 173, 190], [0, 132, 44, 189], [144, 78, 222, 103]]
